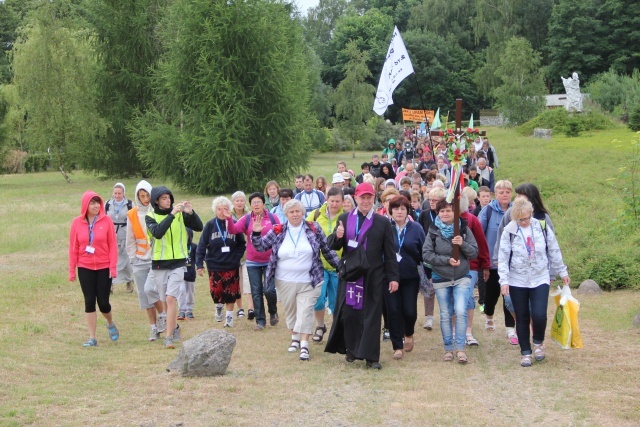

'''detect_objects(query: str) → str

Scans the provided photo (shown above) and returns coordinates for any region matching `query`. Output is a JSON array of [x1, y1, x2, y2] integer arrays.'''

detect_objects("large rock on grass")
[[633, 313, 640, 329], [576, 279, 603, 295], [168, 329, 236, 376], [533, 128, 552, 139]]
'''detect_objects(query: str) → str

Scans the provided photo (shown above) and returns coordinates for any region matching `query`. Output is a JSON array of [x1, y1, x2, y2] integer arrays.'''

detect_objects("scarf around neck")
[[435, 216, 455, 239]]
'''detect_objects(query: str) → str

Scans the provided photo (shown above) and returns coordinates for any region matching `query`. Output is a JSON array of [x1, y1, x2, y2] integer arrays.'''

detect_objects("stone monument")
[[561, 72, 583, 112]]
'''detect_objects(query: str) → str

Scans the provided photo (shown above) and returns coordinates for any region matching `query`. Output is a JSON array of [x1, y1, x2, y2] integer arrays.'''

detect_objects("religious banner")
[[373, 26, 414, 116], [401, 108, 435, 123]]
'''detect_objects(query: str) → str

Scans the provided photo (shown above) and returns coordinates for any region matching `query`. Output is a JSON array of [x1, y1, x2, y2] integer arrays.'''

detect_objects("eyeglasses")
[[517, 216, 531, 223]]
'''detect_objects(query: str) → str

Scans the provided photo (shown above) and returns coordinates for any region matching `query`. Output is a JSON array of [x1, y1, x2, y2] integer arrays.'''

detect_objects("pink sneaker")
[[507, 328, 519, 345]]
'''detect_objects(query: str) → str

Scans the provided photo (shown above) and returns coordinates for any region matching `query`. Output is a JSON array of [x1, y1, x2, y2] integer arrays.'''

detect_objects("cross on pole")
[[453, 99, 462, 260]]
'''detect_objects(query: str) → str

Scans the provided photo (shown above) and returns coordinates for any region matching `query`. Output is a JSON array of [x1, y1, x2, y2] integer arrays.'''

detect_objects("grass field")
[[1, 127, 639, 426]]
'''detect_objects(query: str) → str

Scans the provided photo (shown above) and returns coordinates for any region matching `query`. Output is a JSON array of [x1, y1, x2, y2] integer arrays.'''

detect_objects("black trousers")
[[483, 269, 515, 328], [384, 279, 420, 350], [78, 267, 112, 314]]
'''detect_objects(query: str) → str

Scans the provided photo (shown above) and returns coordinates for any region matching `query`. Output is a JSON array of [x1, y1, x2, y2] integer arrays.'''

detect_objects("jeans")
[[509, 284, 550, 355], [314, 270, 338, 313], [484, 269, 515, 327], [466, 270, 478, 310], [247, 265, 277, 326], [435, 281, 472, 351]]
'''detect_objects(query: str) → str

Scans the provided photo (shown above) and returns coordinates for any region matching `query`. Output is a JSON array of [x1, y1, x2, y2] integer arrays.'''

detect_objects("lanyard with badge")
[[86, 216, 98, 254], [395, 223, 406, 262], [518, 226, 535, 260], [348, 215, 363, 248], [216, 219, 230, 253], [288, 225, 303, 258]]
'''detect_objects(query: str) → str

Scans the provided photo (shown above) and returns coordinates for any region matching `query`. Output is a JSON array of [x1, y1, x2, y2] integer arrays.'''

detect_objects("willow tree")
[[12, 2, 106, 182], [131, 0, 315, 194]]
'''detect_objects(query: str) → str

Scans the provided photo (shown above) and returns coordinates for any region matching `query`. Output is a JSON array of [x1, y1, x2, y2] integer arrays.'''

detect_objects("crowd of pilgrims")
[[68, 128, 570, 369]]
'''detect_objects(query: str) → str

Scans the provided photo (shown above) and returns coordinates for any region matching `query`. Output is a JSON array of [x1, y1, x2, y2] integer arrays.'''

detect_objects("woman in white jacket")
[[498, 198, 570, 367]]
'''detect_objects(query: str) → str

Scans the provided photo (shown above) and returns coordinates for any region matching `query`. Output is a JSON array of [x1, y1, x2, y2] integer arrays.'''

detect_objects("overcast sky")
[[293, 0, 320, 14]]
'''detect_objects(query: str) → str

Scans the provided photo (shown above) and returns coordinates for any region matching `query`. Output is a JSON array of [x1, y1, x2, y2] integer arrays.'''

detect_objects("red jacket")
[[461, 212, 491, 271], [68, 191, 118, 281]]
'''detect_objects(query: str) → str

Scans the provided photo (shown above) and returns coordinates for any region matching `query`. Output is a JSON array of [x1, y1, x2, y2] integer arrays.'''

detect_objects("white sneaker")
[[149, 327, 159, 342], [423, 316, 434, 330], [215, 305, 224, 322], [156, 314, 167, 333], [224, 315, 234, 328]]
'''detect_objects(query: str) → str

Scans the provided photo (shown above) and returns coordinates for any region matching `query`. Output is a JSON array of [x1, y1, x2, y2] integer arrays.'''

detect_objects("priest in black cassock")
[[324, 182, 400, 369]]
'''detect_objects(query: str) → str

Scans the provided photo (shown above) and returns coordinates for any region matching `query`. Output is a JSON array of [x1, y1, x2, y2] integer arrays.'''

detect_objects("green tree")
[[391, 29, 482, 123], [0, 0, 35, 84], [12, 1, 106, 182], [492, 36, 546, 125], [408, 0, 477, 51], [597, 0, 640, 75], [325, 7, 393, 88], [131, 0, 315, 194], [329, 41, 376, 155], [546, 0, 605, 92], [82, 0, 167, 177]]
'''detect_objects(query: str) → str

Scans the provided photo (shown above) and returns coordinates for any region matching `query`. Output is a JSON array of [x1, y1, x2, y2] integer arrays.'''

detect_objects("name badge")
[[396, 253, 402, 262], [85, 246, 95, 254], [221, 246, 230, 253], [292, 250, 298, 259], [348, 240, 358, 248]]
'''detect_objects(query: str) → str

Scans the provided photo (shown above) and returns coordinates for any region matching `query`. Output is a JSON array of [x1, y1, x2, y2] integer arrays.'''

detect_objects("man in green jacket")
[[306, 187, 344, 343], [146, 186, 203, 349]]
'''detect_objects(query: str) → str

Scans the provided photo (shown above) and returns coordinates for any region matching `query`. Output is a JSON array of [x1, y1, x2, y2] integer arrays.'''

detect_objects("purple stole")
[[344, 210, 373, 310]]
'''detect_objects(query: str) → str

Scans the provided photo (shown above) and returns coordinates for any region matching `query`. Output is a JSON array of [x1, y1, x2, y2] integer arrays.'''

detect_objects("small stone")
[[633, 313, 640, 328], [168, 329, 236, 377], [533, 128, 552, 139], [576, 279, 603, 295]]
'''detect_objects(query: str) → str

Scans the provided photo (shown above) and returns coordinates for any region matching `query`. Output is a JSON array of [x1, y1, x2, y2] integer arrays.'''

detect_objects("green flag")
[[431, 107, 441, 129]]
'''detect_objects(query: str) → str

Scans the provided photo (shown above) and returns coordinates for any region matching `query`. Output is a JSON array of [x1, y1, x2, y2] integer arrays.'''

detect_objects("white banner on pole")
[[373, 26, 414, 116]]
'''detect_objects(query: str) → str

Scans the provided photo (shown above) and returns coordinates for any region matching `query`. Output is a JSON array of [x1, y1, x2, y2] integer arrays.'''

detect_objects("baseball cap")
[[355, 183, 375, 197]]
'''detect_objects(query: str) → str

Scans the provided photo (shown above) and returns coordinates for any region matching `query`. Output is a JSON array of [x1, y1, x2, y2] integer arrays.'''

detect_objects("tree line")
[[0, 0, 638, 191]]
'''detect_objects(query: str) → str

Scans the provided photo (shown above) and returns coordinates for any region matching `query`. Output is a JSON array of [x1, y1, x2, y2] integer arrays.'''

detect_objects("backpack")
[[244, 212, 277, 230], [481, 206, 493, 234], [105, 199, 132, 213]]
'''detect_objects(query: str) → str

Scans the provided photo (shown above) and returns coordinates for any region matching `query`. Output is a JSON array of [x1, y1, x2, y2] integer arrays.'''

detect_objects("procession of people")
[[69, 129, 571, 368]]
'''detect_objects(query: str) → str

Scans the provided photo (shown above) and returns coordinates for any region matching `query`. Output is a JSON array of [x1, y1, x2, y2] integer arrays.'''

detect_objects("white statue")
[[561, 72, 583, 112]]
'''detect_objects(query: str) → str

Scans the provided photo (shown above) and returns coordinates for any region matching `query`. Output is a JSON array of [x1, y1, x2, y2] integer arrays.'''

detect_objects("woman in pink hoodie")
[[69, 191, 119, 347]]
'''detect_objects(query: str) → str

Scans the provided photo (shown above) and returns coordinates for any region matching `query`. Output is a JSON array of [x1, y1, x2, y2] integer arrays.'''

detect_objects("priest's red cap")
[[355, 183, 375, 196]]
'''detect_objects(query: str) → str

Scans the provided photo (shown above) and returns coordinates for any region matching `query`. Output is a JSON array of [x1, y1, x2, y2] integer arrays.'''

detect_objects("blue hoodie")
[[478, 199, 512, 269]]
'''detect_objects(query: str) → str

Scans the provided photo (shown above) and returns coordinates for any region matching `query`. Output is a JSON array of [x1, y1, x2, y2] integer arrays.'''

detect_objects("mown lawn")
[[0, 127, 639, 426]]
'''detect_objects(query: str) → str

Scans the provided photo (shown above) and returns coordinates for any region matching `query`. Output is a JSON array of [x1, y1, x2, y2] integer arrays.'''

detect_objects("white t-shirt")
[[275, 223, 313, 283]]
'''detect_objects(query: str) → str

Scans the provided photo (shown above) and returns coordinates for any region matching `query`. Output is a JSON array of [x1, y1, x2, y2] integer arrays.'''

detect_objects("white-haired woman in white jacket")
[[498, 198, 570, 367]]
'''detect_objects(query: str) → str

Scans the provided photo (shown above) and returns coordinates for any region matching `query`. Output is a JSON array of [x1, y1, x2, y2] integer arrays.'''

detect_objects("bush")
[[24, 153, 51, 173], [361, 117, 400, 151], [1, 149, 27, 173], [586, 69, 640, 120], [517, 108, 618, 136], [310, 127, 332, 153], [585, 254, 640, 290], [629, 104, 640, 131]]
